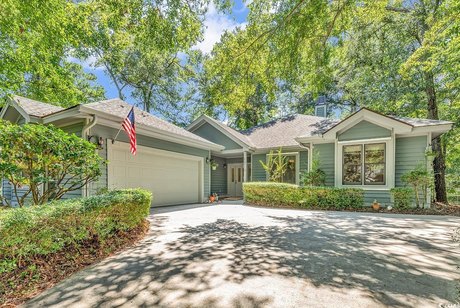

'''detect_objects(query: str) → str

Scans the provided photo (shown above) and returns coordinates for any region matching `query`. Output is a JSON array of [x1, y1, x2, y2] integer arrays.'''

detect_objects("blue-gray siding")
[[364, 190, 391, 205], [299, 151, 308, 177], [192, 122, 242, 150], [395, 136, 427, 187], [210, 156, 227, 195], [338, 120, 391, 141], [251, 154, 267, 181], [1, 180, 11, 205], [313, 143, 335, 186]]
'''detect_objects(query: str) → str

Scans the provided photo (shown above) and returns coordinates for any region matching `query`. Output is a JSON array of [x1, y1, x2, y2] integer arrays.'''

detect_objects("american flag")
[[122, 107, 137, 155]]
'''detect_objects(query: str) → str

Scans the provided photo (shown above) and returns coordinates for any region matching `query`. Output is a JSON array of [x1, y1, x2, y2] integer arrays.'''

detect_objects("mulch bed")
[[245, 202, 460, 216], [0, 220, 150, 308]]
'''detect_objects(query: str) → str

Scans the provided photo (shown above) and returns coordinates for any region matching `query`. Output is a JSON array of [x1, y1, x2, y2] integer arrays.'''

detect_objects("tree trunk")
[[424, 71, 448, 203]]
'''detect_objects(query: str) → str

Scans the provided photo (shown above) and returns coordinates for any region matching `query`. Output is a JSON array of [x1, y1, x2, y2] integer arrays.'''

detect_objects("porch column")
[[243, 151, 248, 182]]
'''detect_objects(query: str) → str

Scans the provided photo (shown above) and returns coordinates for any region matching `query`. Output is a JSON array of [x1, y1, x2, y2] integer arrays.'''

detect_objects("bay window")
[[342, 143, 385, 185]]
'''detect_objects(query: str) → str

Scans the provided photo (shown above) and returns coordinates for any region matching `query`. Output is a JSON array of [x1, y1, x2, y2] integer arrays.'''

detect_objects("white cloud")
[[193, 4, 246, 54]]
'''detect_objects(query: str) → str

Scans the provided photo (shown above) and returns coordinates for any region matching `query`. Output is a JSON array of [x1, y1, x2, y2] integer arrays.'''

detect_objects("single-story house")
[[1, 95, 453, 206]]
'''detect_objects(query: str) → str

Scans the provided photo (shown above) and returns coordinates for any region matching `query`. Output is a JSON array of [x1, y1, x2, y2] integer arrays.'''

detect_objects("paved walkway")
[[26, 204, 460, 308]]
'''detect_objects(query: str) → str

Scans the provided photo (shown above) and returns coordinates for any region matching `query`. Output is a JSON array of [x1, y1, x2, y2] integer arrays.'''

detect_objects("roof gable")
[[322, 108, 413, 139], [338, 120, 391, 141], [11, 95, 64, 118], [187, 115, 253, 149], [191, 122, 243, 150]]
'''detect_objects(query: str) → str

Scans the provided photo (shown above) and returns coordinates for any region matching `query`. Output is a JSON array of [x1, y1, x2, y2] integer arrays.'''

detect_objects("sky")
[[83, 0, 250, 100]]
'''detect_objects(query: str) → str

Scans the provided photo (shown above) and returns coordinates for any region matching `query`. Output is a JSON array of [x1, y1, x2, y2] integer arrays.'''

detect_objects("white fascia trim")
[[408, 124, 453, 135], [395, 124, 452, 138], [0, 103, 9, 119], [295, 136, 334, 144], [42, 106, 87, 124], [323, 109, 413, 139], [220, 149, 251, 155], [252, 145, 310, 154], [337, 137, 391, 145], [92, 114, 224, 152], [187, 115, 253, 150]]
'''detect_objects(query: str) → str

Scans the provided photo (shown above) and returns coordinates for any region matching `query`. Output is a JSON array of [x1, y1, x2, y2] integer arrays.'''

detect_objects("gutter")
[[81, 115, 98, 198]]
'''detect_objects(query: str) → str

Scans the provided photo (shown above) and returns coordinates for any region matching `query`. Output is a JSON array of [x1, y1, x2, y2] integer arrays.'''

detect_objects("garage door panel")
[[109, 144, 202, 207]]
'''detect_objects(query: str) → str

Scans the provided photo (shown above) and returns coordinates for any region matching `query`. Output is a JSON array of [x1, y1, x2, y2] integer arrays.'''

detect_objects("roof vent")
[[314, 96, 327, 117]]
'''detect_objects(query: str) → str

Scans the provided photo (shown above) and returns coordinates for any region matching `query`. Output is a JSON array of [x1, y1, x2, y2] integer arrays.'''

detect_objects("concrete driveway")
[[26, 203, 460, 308]]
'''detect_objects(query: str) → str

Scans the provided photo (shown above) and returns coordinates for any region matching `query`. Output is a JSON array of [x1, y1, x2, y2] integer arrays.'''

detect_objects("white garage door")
[[108, 142, 203, 207]]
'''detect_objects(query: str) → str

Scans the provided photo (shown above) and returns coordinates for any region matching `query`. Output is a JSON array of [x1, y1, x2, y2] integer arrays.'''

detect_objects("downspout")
[[82, 115, 98, 138], [81, 115, 98, 197]]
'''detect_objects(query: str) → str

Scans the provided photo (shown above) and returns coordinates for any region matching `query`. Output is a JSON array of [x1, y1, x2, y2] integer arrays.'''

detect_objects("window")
[[364, 143, 385, 185], [267, 153, 298, 184], [283, 155, 297, 184], [342, 143, 385, 185]]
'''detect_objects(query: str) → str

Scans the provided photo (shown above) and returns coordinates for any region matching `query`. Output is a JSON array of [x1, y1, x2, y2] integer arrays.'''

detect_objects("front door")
[[227, 163, 243, 197]]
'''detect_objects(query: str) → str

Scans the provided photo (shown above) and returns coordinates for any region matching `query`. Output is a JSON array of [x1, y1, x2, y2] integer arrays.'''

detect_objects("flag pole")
[[112, 107, 134, 144]]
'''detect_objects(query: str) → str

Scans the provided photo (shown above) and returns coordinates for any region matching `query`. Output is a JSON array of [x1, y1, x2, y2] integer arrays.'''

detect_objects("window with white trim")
[[342, 143, 385, 185], [266, 153, 297, 184]]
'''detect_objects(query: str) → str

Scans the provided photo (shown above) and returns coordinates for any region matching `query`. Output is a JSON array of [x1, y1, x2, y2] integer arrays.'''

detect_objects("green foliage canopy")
[[0, 121, 104, 207], [0, 0, 105, 106]]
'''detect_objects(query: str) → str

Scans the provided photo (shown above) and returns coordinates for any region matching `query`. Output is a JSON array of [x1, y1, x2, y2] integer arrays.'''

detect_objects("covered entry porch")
[[210, 151, 251, 198]]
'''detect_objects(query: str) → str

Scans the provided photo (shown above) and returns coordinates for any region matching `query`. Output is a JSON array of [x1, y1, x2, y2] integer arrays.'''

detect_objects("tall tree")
[[203, 0, 459, 202], [77, 0, 230, 125], [0, 0, 105, 106]]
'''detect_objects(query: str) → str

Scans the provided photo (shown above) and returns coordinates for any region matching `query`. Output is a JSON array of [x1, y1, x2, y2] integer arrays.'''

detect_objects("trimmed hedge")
[[390, 187, 413, 209], [0, 189, 152, 274], [243, 182, 364, 209]]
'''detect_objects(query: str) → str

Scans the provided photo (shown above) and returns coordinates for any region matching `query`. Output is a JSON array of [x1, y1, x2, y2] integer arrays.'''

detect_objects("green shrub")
[[0, 189, 152, 274], [390, 187, 413, 209], [0, 120, 105, 207], [243, 182, 364, 209]]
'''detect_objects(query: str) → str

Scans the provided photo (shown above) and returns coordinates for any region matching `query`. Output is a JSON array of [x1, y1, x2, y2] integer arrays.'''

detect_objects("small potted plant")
[[372, 199, 381, 211], [210, 161, 219, 171]]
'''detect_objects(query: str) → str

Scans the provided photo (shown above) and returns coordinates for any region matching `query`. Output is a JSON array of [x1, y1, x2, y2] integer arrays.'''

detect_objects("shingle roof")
[[241, 114, 337, 148], [12, 95, 64, 117], [389, 116, 453, 127], [84, 99, 219, 146]]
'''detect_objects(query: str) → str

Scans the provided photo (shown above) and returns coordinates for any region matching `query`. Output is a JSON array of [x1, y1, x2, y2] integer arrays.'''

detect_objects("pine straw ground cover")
[[0, 189, 152, 307], [245, 200, 460, 216]]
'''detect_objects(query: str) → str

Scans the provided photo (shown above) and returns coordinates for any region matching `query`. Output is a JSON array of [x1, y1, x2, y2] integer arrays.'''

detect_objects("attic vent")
[[315, 105, 326, 117]]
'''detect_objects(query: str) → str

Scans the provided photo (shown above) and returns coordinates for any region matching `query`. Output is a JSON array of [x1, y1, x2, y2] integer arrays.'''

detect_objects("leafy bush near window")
[[301, 156, 326, 186], [259, 148, 288, 183], [390, 187, 413, 209], [243, 182, 364, 209], [0, 189, 152, 274], [0, 120, 105, 207], [401, 165, 432, 208]]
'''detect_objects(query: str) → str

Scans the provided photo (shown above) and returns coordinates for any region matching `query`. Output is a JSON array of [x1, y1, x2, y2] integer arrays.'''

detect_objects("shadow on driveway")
[[26, 207, 460, 307]]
